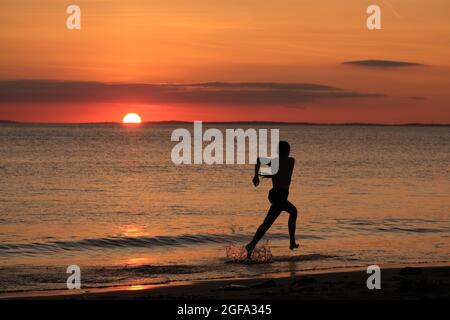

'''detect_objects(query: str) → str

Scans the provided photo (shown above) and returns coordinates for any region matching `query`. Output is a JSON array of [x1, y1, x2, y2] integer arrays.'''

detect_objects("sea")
[[0, 123, 449, 293]]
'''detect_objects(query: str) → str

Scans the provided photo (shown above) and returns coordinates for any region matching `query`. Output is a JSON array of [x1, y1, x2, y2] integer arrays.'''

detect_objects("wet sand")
[[2, 264, 449, 300]]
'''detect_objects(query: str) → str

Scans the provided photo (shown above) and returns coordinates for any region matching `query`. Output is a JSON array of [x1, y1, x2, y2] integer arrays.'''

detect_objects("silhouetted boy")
[[246, 141, 299, 258]]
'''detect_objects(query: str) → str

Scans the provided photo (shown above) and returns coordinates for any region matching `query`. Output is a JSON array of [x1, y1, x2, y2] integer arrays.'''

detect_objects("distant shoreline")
[[1, 120, 449, 127]]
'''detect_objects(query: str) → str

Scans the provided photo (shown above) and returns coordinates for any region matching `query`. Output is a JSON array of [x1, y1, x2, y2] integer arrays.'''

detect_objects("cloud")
[[408, 96, 426, 100], [180, 82, 340, 91], [342, 60, 425, 68], [0, 80, 384, 106]]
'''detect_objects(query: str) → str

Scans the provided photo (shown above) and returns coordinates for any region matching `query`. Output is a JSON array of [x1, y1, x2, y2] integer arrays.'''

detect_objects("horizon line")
[[1, 120, 449, 127]]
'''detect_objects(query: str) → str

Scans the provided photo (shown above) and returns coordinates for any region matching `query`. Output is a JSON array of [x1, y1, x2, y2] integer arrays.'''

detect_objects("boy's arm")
[[253, 158, 261, 186]]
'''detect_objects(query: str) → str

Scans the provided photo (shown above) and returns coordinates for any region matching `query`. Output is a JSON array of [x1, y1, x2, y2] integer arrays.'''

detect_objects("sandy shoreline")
[[1, 262, 449, 300]]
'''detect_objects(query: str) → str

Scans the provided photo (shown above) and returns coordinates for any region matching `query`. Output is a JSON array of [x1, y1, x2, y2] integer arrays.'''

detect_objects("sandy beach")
[[2, 263, 449, 300]]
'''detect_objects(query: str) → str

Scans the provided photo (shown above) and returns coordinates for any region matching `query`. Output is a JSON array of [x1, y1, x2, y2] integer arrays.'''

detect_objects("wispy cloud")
[[408, 96, 426, 100], [0, 80, 383, 106], [343, 60, 425, 68]]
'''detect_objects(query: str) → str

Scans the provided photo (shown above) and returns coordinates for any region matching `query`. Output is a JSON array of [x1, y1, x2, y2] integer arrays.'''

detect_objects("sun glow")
[[122, 113, 142, 124]]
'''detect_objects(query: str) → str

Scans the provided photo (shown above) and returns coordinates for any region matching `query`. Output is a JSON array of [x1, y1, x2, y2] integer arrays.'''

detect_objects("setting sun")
[[122, 113, 142, 124]]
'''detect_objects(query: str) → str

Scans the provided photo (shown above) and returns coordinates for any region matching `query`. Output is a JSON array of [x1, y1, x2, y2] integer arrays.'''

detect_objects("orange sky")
[[0, 0, 449, 123]]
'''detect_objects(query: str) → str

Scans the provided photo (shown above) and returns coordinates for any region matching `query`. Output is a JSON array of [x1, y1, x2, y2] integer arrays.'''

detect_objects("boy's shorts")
[[268, 188, 289, 206]]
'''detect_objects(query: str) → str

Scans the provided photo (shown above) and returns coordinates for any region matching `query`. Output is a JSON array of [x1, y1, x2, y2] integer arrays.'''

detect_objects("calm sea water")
[[0, 123, 449, 293]]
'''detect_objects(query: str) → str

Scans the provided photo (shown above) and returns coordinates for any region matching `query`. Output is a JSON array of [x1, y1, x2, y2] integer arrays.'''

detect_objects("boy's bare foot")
[[290, 243, 299, 250], [245, 243, 254, 259]]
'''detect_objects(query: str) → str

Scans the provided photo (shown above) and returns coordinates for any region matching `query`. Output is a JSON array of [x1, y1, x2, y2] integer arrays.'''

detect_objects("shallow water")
[[0, 123, 449, 292]]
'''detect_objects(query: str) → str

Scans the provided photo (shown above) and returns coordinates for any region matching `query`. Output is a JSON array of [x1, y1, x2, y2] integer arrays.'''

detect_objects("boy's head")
[[278, 141, 291, 157]]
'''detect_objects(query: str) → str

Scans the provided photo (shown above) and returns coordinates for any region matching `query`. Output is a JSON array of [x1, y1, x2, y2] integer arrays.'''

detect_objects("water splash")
[[225, 243, 273, 264]]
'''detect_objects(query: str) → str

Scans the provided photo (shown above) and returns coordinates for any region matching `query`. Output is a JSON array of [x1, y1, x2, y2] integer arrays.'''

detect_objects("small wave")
[[0, 232, 295, 255], [272, 253, 339, 263], [376, 226, 448, 233], [225, 245, 340, 265], [333, 217, 450, 234]]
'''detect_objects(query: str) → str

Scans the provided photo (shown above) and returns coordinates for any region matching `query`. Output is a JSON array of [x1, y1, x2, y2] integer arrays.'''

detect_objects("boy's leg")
[[284, 201, 299, 249], [246, 205, 282, 257]]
